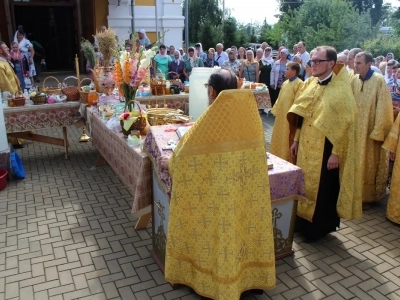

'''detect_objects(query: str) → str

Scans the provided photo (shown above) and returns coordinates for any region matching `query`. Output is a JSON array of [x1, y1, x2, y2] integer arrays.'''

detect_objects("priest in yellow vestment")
[[383, 114, 400, 224], [0, 41, 21, 94], [165, 70, 275, 299], [351, 51, 393, 204], [270, 62, 303, 162], [288, 46, 362, 242]]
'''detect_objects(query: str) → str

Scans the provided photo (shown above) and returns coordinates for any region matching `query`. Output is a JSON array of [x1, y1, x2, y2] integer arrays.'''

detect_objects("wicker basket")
[[80, 91, 89, 104], [62, 76, 80, 101], [121, 100, 147, 136], [147, 108, 191, 126], [42, 76, 62, 95], [31, 94, 46, 105], [12, 96, 26, 107], [79, 78, 93, 104]]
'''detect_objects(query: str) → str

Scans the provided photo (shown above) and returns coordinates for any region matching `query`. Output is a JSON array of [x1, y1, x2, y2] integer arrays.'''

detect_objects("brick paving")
[[0, 114, 400, 300]]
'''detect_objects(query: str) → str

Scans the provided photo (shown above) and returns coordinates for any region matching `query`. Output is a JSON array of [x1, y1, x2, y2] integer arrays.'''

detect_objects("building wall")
[[107, 0, 184, 50], [94, 0, 109, 32]]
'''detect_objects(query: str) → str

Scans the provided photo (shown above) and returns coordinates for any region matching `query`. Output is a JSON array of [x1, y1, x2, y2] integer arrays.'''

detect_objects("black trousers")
[[297, 138, 340, 241], [269, 87, 280, 107]]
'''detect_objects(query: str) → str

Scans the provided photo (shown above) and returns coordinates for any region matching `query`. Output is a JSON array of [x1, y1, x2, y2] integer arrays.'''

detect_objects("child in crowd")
[[382, 113, 400, 224], [269, 62, 304, 162]]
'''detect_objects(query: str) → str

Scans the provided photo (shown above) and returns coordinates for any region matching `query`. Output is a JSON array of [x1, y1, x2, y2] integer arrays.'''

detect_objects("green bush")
[[363, 35, 400, 58]]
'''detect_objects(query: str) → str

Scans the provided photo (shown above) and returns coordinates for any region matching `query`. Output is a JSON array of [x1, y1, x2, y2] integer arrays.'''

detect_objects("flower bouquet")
[[113, 43, 157, 135]]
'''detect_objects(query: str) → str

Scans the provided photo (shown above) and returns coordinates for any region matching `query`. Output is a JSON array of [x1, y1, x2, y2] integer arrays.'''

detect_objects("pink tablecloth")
[[88, 110, 152, 213], [4, 102, 81, 133], [98, 90, 271, 112], [144, 125, 305, 201]]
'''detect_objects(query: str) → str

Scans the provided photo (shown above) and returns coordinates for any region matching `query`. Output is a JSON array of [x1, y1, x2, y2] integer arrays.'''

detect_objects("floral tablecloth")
[[88, 109, 152, 213], [4, 102, 81, 133], [97, 90, 271, 112], [144, 125, 305, 201]]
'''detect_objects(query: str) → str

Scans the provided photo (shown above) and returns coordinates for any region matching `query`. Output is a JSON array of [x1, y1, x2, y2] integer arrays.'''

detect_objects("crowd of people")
[[0, 25, 45, 94]]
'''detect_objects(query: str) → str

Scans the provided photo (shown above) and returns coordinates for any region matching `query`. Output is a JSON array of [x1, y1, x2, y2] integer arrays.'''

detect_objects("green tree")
[[277, 0, 375, 51], [182, 0, 223, 44], [350, 0, 383, 26], [363, 35, 400, 58], [222, 17, 238, 47], [277, 0, 303, 15], [236, 25, 250, 48], [197, 18, 221, 51], [258, 18, 272, 43], [389, 7, 400, 35]]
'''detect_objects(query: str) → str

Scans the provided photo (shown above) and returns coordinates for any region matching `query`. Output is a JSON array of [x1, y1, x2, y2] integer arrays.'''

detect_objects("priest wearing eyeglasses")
[[288, 45, 362, 242]]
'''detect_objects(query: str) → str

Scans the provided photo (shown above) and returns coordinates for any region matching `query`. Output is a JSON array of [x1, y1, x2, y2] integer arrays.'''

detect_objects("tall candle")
[[75, 54, 80, 87]]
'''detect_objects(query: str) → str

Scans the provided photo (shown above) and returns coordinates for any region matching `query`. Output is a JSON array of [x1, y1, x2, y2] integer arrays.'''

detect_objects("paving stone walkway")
[[0, 114, 400, 300]]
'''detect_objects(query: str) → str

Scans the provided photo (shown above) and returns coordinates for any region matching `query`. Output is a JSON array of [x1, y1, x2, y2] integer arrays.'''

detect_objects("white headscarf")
[[188, 48, 198, 67], [261, 48, 273, 65], [173, 50, 182, 62], [16, 32, 32, 54], [196, 43, 204, 56], [155, 46, 169, 59]]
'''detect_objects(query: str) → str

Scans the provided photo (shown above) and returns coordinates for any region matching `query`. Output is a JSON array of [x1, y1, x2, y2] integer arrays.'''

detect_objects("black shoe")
[[35, 79, 40, 83], [250, 289, 264, 295], [13, 144, 24, 149]]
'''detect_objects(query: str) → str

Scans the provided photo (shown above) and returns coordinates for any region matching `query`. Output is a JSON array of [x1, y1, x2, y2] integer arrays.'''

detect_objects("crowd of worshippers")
[[121, 35, 400, 112]]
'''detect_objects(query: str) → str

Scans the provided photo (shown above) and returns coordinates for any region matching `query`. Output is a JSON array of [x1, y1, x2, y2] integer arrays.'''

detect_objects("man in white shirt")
[[297, 41, 310, 67], [214, 43, 228, 66]]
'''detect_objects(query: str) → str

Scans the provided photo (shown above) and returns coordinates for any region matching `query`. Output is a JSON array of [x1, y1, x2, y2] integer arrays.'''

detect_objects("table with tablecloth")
[[4, 102, 81, 159], [144, 125, 306, 270], [97, 90, 271, 112], [86, 108, 152, 218]]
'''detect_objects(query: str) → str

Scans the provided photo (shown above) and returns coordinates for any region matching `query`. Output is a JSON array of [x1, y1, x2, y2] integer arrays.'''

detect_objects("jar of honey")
[[88, 91, 99, 107]]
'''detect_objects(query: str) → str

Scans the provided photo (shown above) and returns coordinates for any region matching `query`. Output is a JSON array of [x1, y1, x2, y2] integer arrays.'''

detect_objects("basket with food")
[[42, 76, 62, 95]]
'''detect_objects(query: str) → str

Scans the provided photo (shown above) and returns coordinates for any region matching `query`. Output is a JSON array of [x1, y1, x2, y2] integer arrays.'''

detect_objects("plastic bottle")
[[189, 67, 216, 121]]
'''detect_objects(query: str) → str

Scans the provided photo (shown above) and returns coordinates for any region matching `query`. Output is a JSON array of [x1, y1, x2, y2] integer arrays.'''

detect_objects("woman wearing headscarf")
[[168, 50, 185, 82], [255, 48, 264, 62], [16, 30, 36, 84], [239, 50, 259, 83], [137, 29, 150, 47], [10, 41, 29, 91], [183, 47, 204, 80], [195, 43, 207, 62], [270, 48, 290, 106], [153, 44, 172, 78], [259, 47, 273, 89], [275, 46, 287, 61]]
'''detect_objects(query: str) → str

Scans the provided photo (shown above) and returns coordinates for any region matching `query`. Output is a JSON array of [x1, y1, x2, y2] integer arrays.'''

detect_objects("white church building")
[[108, 0, 184, 49]]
